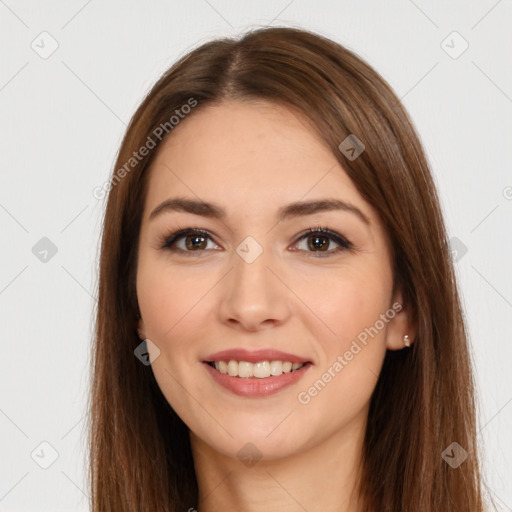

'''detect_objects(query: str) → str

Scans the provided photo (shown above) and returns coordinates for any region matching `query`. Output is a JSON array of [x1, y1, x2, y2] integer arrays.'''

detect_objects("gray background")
[[1, 1, 511, 510]]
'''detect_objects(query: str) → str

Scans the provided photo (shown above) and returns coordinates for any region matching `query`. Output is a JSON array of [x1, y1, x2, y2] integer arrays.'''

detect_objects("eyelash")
[[158, 225, 353, 258]]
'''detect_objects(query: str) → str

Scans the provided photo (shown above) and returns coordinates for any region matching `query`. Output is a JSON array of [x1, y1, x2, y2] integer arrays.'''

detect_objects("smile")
[[206, 359, 309, 378], [203, 360, 312, 398]]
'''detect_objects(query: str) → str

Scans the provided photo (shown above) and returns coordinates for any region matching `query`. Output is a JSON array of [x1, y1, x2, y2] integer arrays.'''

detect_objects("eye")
[[292, 227, 353, 257], [159, 227, 220, 256], [158, 226, 352, 257]]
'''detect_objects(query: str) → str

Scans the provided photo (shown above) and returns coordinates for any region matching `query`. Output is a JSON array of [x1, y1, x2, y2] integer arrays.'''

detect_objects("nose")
[[217, 242, 292, 332]]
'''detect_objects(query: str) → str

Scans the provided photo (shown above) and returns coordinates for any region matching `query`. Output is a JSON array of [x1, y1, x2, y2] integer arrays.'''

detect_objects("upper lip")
[[203, 348, 311, 364]]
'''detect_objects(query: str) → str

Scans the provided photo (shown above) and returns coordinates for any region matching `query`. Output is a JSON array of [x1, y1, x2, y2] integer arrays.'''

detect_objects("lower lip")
[[202, 362, 312, 398]]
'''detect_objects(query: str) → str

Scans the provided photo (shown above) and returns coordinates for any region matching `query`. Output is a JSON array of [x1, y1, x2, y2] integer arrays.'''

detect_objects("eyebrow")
[[149, 197, 371, 225]]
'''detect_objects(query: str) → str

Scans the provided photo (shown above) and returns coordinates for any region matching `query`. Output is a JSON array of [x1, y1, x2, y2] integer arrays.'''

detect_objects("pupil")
[[310, 235, 327, 251], [187, 235, 206, 250]]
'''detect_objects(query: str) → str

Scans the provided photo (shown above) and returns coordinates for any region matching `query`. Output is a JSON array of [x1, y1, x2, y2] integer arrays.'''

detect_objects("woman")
[[88, 26, 492, 511]]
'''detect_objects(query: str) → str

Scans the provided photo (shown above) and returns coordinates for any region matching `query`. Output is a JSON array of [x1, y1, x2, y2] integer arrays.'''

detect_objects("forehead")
[[142, 100, 382, 235], [146, 102, 357, 200]]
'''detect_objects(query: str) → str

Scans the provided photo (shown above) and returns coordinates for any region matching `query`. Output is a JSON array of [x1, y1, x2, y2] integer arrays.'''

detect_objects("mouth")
[[202, 358, 313, 397], [204, 360, 312, 378], [201, 348, 313, 397]]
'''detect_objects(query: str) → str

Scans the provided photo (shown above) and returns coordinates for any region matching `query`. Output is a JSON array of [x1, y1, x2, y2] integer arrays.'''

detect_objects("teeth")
[[227, 360, 238, 376], [269, 360, 282, 376], [213, 360, 305, 378], [253, 361, 270, 378], [238, 361, 253, 378]]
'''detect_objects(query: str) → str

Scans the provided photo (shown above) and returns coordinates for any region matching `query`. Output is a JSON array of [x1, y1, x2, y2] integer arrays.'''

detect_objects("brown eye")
[[293, 228, 352, 257], [183, 233, 208, 251], [160, 228, 219, 255], [160, 226, 352, 258], [306, 234, 330, 251]]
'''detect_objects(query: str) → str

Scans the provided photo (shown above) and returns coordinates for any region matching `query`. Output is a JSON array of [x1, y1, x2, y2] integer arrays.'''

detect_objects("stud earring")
[[403, 334, 411, 347]]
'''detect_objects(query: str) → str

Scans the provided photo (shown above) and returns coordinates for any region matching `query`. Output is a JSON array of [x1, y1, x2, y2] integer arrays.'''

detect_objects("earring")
[[403, 334, 411, 347]]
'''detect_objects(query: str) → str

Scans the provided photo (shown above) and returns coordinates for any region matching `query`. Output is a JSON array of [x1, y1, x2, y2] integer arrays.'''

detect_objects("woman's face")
[[136, 100, 410, 462]]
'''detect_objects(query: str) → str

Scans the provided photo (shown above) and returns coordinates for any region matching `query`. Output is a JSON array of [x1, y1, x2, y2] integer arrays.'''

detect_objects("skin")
[[136, 100, 416, 512]]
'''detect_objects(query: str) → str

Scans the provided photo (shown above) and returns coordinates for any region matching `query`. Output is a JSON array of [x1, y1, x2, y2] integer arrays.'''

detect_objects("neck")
[[189, 413, 367, 512]]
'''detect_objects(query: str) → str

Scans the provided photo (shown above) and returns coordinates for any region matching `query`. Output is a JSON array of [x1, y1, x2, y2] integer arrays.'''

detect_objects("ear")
[[385, 288, 417, 351], [137, 316, 146, 341]]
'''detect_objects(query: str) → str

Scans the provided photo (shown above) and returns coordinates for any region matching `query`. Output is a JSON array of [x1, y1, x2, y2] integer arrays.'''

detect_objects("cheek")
[[138, 260, 200, 331], [136, 265, 208, 418], [295, 268, 391, 412], [295, 264, 392, 346]]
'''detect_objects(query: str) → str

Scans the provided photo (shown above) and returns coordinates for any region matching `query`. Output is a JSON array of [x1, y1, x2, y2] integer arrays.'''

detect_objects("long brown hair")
[[88, 26, 493, 511]]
